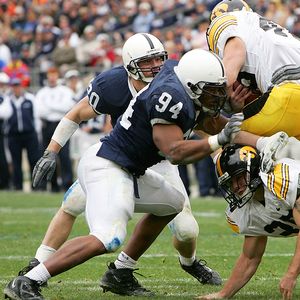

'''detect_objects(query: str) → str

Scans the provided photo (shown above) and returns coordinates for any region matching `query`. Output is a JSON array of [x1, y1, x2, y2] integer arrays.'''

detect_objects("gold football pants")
[[241, 83, 300, 140]]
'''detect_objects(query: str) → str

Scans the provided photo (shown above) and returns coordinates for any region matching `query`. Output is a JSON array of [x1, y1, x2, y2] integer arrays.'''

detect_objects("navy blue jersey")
[[97, 60, 197, 176], [87, 66, 135, 126]]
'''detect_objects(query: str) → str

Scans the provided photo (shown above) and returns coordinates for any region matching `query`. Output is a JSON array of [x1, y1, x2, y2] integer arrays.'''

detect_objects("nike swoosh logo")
[[11, 278, 17, 288], [113, 275, 122, 283]]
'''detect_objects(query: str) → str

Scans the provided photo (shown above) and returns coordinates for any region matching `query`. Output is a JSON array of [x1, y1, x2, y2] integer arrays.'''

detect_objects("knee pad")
[[168, 206, 199, 242], [90, 221, 127, 253], [62, 180, 86, 217]]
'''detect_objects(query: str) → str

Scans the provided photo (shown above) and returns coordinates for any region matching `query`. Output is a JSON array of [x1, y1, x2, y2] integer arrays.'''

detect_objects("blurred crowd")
[[0, 0, 299, 192], [0, 0, 299, 89]]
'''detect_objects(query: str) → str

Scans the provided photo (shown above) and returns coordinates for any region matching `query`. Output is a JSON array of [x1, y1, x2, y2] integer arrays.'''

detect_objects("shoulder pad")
[[207, 14, 238, 54]]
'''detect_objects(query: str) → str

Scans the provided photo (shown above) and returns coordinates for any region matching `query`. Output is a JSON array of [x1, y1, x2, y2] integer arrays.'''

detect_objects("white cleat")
[[260, 131, 289, 173]]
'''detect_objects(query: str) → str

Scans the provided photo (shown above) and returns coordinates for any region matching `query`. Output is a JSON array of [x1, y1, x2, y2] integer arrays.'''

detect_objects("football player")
[[206, 0, 300, 139], [17, 33, 222, 295], [4, 47, 239, 300], [197, 143, 300, 300]]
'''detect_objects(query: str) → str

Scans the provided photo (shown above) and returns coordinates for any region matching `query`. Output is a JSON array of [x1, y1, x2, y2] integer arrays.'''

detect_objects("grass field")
[[0, 191, 299, 300]]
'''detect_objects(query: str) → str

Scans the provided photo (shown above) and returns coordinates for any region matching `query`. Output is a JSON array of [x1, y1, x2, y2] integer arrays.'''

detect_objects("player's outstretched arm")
[[279, 202, 300, 300], [167, 113, 243, 164], [196, 236, 267, 300], [32, 97, 97, 188]]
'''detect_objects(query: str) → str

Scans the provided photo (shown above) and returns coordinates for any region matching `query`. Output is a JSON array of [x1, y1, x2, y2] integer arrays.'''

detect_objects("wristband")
[[52, 117, 79, 147], [208, 135, 221, 152]]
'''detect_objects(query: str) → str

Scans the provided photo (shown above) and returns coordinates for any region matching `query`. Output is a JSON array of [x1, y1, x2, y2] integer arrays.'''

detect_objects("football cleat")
[[260, 131, 289, 173], [18, 259, 47, 288], [18, 259, 40, 276], [4, 276, 44, 300], [180, 259, 222, 285], [100, 262, 155, 296]]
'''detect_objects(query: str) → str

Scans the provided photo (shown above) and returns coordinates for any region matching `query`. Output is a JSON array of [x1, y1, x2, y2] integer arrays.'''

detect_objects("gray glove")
[[217, 112, 244, 145], [32, 150, 57, 188]]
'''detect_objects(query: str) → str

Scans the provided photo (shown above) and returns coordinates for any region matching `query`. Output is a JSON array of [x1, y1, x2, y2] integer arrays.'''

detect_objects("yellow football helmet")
[[210, 0, 252, 22]]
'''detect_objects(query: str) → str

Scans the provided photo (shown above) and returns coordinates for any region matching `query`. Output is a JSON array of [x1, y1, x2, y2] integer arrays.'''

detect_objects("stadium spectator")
[[191, 18, 210, 50], [4, 78, 40, 190], [132, 2, 155, 33], [0, 35, 12, 69], [56, 14, 80, 48], [64, 69, 85, 102], [2, 52, 30, 88], [0, 72, 12, 190], [197, 142, 300, 300], [75, 25, 99, 66], [51, 27, 78, 68], [264, 0, 289, 27], [150, 0, 178, 31], [35, 67, 75, 192]]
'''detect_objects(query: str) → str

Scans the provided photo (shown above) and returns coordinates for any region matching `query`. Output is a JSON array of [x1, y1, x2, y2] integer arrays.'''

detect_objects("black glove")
[[32, 150, 57, 188]]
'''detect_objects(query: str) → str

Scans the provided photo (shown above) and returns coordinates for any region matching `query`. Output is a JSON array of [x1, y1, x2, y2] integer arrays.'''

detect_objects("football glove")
[[217, 112, 244, 145], [32, 150, 57, 188]]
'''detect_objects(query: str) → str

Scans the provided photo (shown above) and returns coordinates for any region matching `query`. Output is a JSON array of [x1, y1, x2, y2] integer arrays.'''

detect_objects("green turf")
[[0, 191, 299, 299]]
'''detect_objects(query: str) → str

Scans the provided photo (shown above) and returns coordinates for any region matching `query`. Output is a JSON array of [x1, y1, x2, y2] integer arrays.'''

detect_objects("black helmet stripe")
[[141, 33, 154, 49]]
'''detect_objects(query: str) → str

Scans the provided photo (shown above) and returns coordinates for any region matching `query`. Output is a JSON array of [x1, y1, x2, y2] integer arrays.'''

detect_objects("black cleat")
[[180, 259, 222, 285], [100, 262, 155, 296], [18, 259, 47, 288], [18, 259, 40, 276], [4, 276, 44, 300]]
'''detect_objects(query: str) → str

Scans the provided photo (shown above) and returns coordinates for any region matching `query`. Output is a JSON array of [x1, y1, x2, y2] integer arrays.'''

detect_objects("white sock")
[[256, 136, 268, 152], [114, 251, 137, 269], [25, 263, 51, 283], [179, 254, 196, 267], [35, 244, 57, 263]]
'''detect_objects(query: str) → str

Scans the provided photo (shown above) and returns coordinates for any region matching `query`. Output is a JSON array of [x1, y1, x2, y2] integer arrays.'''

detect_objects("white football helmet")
[[174, 49, 227, 116], [122, 33, 168, 83]]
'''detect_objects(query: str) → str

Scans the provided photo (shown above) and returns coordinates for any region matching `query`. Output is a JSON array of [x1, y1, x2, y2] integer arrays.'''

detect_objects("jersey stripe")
[[207, 14, 238, 55], [226, 215, 240, 233], [267, 163, 290, 200]]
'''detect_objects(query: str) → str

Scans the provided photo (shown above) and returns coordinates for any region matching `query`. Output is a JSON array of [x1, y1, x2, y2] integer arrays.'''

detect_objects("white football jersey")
[[225, 158, 300, 237], [207, 11, 300, 92]]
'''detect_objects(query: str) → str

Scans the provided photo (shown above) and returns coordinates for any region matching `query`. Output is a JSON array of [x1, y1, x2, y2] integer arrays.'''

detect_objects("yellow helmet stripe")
[[207, 14, 238, 54], [216, 153, 223, 176]]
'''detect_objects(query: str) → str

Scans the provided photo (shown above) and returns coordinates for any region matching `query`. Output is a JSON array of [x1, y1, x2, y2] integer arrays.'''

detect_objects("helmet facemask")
[[126, 51, 168, 83], [188, 81, 227, 117]]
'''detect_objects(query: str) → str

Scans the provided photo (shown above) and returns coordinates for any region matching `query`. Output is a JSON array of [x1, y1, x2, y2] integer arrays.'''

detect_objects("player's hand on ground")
[[217, 112, 244, 145], [32, 150, 57, 188], [195, 292, 224, 299], [279, 273, 297, 300]]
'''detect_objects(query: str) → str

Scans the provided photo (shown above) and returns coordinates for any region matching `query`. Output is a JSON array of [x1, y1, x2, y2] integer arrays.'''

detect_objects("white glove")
[[32, 150, 57, 188], [217, 112, 244, 145]]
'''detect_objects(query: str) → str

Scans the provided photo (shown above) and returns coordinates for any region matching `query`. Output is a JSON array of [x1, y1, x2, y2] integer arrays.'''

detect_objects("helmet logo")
[[211, 4, 229, 21], [239, 146, 256, 161]]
